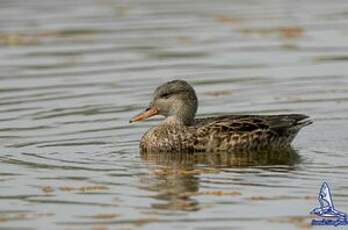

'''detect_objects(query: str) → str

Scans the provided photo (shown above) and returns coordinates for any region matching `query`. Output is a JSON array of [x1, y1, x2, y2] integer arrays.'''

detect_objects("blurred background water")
[[0, 0, 348, 229]]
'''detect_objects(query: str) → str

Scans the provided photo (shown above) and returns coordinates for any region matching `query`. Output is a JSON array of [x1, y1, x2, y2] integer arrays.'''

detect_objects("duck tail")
[[294, 115, 313, 128]]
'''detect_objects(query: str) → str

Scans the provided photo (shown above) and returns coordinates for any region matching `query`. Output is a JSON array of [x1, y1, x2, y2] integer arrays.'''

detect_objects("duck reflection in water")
[[139, 148, 301, 211]]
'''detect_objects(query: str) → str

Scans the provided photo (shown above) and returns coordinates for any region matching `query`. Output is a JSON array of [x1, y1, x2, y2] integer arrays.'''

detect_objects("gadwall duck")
[[130, 80, 312, 153]]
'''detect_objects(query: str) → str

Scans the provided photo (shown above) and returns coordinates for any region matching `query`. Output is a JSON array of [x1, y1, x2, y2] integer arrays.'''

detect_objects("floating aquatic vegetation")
[[179, 190, 242, 198], [214, 15, 243, 24], [268, 216, 312, 229], [238, 26, 304, 39], [205, 90, 233, 97], [59, 185, 109, 193]]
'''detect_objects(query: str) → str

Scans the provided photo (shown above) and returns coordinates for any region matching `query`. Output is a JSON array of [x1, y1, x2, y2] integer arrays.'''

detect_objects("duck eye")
[[160, 92, 172, 99]]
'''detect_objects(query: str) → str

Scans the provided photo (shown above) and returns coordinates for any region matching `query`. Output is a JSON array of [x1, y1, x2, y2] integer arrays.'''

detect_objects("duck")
[[130, 80, 312, 153]]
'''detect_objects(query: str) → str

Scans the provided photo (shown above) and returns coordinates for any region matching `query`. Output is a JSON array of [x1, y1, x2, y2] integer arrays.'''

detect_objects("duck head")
[[130, 80, 198, 126]]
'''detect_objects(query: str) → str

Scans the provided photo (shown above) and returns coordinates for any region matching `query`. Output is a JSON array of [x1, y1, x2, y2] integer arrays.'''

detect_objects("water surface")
[[1, 0, 348, 229]]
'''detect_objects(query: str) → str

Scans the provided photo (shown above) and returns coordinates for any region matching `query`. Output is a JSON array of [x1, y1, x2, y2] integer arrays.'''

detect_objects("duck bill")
[[129, 107, 159, 123]]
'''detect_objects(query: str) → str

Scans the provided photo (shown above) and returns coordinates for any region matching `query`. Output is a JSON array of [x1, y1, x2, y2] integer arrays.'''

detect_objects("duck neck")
[[163, 109, 195, 127]]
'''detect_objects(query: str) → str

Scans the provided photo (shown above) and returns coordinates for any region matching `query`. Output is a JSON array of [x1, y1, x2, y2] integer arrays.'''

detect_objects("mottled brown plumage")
[[130, 80, 312, 153]]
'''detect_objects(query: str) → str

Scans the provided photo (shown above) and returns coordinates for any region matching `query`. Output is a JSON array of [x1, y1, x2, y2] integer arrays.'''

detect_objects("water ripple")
[[0, 0, 348, 229]]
